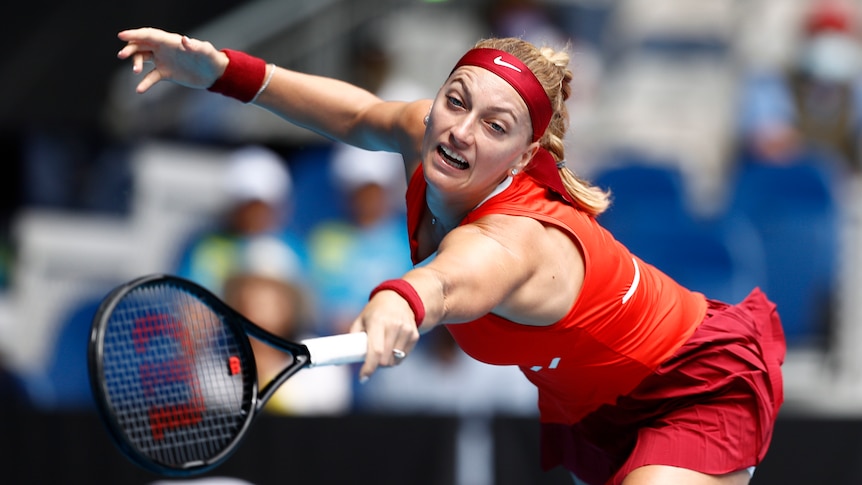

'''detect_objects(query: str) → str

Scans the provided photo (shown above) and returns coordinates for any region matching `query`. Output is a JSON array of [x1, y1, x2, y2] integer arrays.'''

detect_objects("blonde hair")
[[474, 38, 610, 216]]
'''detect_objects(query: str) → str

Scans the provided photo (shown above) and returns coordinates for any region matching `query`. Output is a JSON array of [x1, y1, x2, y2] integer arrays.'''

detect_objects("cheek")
[[475, 143, 526, 172]]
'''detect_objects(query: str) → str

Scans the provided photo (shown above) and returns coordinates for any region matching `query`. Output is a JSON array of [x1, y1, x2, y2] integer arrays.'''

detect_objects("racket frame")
[[87, 274, 315, 476]]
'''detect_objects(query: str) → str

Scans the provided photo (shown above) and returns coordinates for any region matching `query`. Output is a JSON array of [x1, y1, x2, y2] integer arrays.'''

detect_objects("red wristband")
[[207, 49, 267, 103], [369, 279, 426, 328]]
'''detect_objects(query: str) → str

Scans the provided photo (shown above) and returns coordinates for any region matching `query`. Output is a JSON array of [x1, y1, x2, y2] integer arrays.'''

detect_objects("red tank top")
[[406, 165, 707, 425]]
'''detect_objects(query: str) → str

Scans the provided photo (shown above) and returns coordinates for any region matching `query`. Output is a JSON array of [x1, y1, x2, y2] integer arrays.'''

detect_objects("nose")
[[450, 114, 475, 147]]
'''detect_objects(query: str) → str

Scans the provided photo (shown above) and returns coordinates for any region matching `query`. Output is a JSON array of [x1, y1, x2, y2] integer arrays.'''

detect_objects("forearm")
[[401, 264, 503, 332], [253, 65, 396, 151], [400, 268, 446, 333], [395, 219, 556, 331], [117, 28, 404, 152]]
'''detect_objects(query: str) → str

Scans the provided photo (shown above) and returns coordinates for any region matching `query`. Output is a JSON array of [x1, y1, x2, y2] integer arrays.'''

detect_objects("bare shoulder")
[[422, 213, 582, 325], [394, 99, 433, 168], [432, 214, 558, 275], [463, 213, 584, 325], [469, 213, 583, 279], [470, 213, 575, 254]]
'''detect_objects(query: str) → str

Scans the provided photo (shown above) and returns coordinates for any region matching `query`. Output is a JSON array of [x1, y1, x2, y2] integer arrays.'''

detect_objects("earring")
[[424, 114, 430, 125], [511, 168, 519, 176]]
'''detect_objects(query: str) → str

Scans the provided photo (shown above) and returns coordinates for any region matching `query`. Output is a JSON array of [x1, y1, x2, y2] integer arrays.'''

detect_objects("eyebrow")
[[449, 75, 523, 123]]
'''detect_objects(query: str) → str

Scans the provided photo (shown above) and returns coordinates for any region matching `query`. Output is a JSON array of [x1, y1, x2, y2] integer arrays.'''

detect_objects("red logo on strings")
[[133, 314, 206, 440]]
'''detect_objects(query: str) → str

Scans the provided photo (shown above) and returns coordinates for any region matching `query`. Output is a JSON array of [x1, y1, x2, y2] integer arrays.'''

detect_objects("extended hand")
[[350, 290, 421, 382], [117, 27, 228, 94]]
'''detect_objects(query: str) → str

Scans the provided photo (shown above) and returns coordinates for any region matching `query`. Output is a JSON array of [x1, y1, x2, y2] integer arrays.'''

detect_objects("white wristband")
[[250, 63, 275, 104]]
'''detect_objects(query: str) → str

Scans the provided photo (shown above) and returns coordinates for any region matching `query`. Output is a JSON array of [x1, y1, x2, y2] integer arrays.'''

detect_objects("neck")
[[425, 190, 467, 234], [425, 175, 515, 232], [426, 204, 460, 234]]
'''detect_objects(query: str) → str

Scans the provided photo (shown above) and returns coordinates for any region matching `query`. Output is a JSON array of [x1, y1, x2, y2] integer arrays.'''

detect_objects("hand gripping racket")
[[87, 274, 367, 476]]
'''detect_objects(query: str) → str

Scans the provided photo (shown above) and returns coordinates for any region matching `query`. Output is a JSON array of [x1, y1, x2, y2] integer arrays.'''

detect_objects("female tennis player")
[[117, 27, 785, 485]]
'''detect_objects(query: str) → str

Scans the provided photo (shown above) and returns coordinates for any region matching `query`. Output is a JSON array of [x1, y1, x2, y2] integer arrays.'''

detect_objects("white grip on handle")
[[301, 332, 368, 367]]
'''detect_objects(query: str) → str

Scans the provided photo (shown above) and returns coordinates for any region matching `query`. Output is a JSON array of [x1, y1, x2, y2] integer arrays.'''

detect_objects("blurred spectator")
[[173, 145, 308, 297], [736, 0, 862, 172], [305, 33, 419, 336], [306, 143, 413, 335], [222, 237, 352, 416], [729, 0, 850, 349]]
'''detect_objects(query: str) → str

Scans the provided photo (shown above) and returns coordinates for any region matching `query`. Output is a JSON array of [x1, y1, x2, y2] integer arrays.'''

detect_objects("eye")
[[489, 121, 506, 134], [447, 95, 464, 109]]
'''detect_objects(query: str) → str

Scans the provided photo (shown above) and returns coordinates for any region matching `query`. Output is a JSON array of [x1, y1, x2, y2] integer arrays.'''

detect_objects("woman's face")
[[421, 65, 538, 205]]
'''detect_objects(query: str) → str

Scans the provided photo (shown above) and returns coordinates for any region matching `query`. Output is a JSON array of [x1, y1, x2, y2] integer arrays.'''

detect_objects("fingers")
[[137, 68, 163, 94], [358, 357, 378, 384], [118, 27, 179, 46], [117, 41, 143, 62], [117, 28, 173, 94], [349, 289, 422, 382], [117, 29, 159, 59], [355, 324, 417, 383], [180, 34, 196, 51], [117, 27, 184, 64], [348, 321, 378, 382], [132, 52, 145, 74]]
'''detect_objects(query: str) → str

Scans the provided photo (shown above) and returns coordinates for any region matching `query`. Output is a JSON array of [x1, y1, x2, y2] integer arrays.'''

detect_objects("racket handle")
[[302, 332, 368, 367]]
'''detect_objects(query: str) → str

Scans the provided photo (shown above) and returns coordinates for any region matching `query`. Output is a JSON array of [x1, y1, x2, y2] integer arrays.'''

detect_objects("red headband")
[[453, 48, 552, 142]]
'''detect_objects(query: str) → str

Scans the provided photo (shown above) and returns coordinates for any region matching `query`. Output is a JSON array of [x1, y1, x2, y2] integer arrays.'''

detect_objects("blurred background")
[[1, 0, 862, 483]]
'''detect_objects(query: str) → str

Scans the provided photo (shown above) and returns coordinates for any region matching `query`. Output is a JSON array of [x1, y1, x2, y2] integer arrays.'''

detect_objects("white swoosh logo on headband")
[[493, 56, 522, 72]]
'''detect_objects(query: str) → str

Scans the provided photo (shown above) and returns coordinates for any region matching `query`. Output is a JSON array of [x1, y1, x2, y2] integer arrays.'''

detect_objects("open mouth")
[[438, 145, 469, 170]]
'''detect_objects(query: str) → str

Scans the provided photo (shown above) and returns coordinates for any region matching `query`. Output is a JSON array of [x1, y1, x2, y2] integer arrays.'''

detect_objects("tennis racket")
[[87, 273, 367, 476]]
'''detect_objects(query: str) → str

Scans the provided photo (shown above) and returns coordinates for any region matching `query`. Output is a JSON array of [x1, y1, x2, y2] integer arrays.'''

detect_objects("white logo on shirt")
[[531, 357, 561, 372], [622, 257, 640, 304]]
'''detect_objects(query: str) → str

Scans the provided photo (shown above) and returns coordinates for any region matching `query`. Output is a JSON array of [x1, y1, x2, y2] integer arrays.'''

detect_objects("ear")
[[515, 142, 540, 173]]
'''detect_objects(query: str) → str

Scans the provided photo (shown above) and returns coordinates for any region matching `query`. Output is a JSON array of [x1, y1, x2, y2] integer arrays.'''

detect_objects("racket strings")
[[100, 283, 254, 467]]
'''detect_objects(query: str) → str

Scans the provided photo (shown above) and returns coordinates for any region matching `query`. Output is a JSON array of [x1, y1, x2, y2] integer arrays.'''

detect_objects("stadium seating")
[[725, 159, 842, 347]]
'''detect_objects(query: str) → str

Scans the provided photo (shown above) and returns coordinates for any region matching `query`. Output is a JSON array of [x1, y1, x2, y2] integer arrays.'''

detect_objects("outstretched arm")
[[116, 27, 429, 156], [350, 214, 584, 381]]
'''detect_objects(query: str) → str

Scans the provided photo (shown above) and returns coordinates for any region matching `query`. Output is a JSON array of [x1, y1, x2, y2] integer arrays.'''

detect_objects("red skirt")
[[541, 287, 786, 485]]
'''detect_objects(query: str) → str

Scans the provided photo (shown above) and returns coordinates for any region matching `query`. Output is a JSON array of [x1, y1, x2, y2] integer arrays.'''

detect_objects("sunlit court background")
[[1, 0, 861, 484]]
